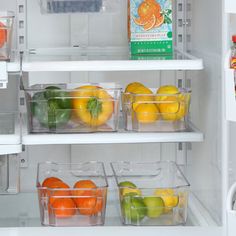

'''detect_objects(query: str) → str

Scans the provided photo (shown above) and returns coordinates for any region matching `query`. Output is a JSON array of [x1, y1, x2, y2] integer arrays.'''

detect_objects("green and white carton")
[[129, 0, 173, 55]]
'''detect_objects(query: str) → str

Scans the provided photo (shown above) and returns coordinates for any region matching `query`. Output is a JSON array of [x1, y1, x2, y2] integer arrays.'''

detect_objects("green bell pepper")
[[31, 86, 72, 130]]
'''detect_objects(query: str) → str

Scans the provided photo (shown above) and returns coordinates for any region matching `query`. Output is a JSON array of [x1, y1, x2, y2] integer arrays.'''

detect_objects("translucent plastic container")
[[24, 83, 121, 133], [37, 161, 108, 226], [39, 0, 119, 14], [0, 12, 14, 61], [111, 161, 190, 226], [122, 88, 191, 132]]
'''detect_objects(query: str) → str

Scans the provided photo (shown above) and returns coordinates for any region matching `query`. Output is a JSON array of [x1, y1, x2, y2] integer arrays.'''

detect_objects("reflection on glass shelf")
[[22, 47, 204, 72], [25, 47, 192, 61], [0, 191, 212, 227]]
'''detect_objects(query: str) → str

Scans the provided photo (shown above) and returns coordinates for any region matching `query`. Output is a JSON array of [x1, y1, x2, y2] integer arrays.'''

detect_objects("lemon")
[[154, 189, 179, 213], [119, 181, 142, 197], [156, 85, 179, 100], [124, 83, 153, 110], [158, 95, 186, 121], [134, 103, 159, 123], [125, 82, 146, 93]]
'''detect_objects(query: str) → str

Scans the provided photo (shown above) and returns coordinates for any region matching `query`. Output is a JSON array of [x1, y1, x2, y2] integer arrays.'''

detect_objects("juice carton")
[[128, 0, 173, 55]]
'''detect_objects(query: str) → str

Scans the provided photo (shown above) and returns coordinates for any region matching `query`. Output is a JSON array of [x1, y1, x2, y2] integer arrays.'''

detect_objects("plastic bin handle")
[[227, 182, 236, 211]]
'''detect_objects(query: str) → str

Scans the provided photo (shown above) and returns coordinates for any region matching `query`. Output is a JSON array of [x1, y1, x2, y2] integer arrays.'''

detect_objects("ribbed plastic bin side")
[[24, 83, 121, 133], [37, 161, 108, 227], [122, 88, 191, 132], [111, 161, 190, 226], [0, 13, 14, 61]]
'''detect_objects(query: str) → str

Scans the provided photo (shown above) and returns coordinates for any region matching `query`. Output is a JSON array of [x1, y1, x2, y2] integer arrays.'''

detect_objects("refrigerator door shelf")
[[21, 114, 204, 145], [21, 47, 204, 72], [224, 51, 236, 121]]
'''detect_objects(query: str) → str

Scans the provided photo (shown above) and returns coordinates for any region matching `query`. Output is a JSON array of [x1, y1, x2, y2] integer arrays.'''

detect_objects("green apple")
[[121, 194, 147, 224], [118, 181, 142, 196], [143, 196, 164, 218]]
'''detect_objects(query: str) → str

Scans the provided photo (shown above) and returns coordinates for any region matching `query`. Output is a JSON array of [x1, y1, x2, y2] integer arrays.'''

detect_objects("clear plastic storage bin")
[[122, 88, 191, 132], [39, 0, 119, 14], [111, 161, 190, 226], [0, 12, 14, 61], [24, 83, 121, 133], [37, 161, 108, 226]]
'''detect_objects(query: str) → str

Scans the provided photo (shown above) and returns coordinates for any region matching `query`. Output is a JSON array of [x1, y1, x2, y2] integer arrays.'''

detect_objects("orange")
[[78, 189, 105, 215], [47, 181, 71, 206], [73, 180, 105, 215], [41, 177, 65, 198], [50, 198, 76, 218], [42, 177, 63, 188], [0, 22, 7, 48]]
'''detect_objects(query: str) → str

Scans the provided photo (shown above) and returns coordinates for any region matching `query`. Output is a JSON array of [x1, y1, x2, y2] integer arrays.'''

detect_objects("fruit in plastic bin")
[[158, 95, 187, 121], [0, 22, 7, 48], [154, 189, 179, 213], [129, 86, 153, 111], [124, 83, 153, 110], [122, 194, 147, 224], [143, 196, 164, 218], [46, 181, 71, 205], [50, 198, 76, 218], [118, 181, 142, 196], [71, 85, 114, 127], [156, 85, 188, 121], [134, 103, 159, 123], [77, 189, 105, 215], [125, 82, 146, 93], [156, 85, 179, 100], [42, 177, 63, 188], [73, 180, 104, 215]]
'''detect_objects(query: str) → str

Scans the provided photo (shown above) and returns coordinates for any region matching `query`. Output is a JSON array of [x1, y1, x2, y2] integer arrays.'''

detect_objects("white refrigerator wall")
[[0, 0, 223, 228], [189, 0, 222, 224]]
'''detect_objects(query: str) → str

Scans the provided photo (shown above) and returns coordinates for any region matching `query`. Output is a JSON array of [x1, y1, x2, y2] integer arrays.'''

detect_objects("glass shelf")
[[21, 47, 204, 72], [21, 113, 204, 145]]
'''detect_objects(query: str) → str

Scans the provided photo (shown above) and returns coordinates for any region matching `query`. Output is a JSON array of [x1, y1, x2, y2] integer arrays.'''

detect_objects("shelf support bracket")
[[0, 62, 8, 89]]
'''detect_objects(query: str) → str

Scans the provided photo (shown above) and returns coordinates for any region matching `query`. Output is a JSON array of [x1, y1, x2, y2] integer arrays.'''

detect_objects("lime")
[[122, 195, 147, 224], [143, 196, 164, 218]]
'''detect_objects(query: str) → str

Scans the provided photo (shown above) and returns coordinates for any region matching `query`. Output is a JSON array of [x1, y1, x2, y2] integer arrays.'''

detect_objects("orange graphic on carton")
[[133, 0, 164, 31]]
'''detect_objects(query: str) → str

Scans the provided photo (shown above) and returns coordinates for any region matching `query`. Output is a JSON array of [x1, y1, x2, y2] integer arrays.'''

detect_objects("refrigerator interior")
[[0, 0, 223, 230], [228, 15, 236, 188]]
